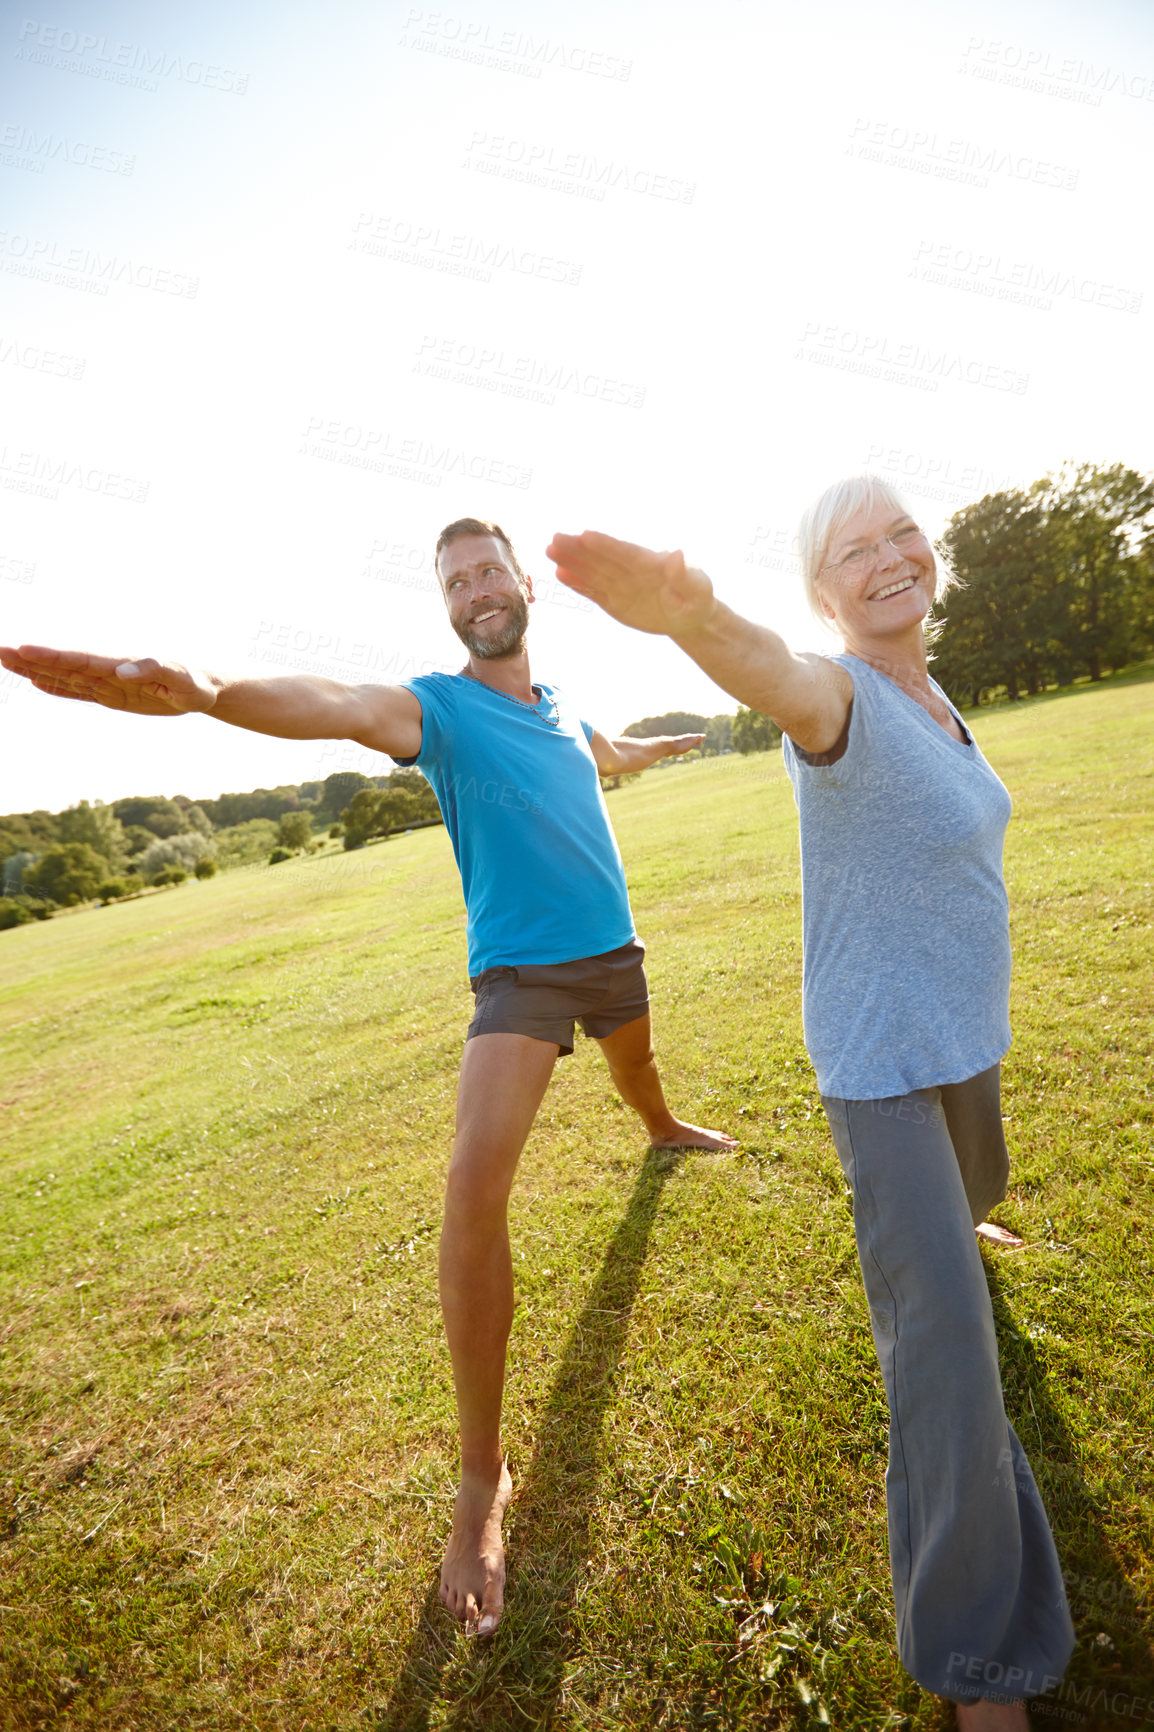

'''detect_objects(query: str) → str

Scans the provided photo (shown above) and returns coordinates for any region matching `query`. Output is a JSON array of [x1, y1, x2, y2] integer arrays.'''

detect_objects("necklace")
[[461, 667, 560, 728]]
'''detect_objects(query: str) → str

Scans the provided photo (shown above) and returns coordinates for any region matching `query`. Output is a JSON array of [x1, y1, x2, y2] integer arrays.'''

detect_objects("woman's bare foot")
[[956, 1695, 1030, 1730], [440, 1460, 513, 1635], [976, 1221, 1025, 1249], [650, 1119, 738, 1151]]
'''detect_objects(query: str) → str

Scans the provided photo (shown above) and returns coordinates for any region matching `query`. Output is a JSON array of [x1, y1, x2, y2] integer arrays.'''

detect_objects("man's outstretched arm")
[[588, 731, 703, 775], [0, 644, 423, 757], [546, 531, 851, 757]]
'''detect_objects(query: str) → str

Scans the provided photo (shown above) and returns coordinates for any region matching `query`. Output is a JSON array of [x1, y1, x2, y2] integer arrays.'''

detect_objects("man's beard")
[[452, 591, 530, 660]]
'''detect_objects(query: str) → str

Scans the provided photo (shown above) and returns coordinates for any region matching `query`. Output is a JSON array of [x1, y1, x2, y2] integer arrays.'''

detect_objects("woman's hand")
[[546, 531, 716, 641]]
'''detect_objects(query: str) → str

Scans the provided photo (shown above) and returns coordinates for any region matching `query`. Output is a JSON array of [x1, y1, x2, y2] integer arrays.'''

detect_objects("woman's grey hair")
[[797, 475, 957, 642]]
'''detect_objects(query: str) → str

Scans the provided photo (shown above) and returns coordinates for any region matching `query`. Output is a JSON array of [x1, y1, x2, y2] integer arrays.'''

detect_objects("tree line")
[[1, 708, 782, 932], [932, 462, 1154, 704], [623, 710, 780, 754], [0, 769, 442, 929]]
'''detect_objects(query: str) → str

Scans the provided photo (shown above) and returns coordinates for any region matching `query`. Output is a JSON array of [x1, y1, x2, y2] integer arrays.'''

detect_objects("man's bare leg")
[[596, 1014, 737, 1151], [438, 1031, 559, 1634], [955, 1698, 1030, 1730]]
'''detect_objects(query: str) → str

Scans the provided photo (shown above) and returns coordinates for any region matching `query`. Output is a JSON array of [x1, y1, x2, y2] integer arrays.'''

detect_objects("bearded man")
[[1, 516, 734, 1636]]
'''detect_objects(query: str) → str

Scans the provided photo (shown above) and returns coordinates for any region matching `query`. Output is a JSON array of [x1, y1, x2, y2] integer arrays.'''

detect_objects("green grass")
[[1, 668, 1152, 1731]]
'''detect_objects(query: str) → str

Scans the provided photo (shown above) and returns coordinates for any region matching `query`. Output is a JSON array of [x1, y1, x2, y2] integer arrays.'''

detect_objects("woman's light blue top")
[[782, 655, 1013, 1100]]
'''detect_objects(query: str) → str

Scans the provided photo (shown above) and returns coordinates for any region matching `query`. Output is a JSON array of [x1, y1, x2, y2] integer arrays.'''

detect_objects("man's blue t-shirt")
[[394, 672, 636, 975]]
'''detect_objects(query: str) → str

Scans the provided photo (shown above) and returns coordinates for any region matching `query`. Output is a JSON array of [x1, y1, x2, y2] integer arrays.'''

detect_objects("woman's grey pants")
[[822, 1065, 1074, 1703]]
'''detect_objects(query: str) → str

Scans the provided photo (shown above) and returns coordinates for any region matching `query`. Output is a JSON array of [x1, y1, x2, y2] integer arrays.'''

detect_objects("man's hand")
[[546, 531, 715, 641], [590, 731, 704, 775], [0, 645, 217, 717], [653, 733, 703, 761], [0, 641, 424, 754]]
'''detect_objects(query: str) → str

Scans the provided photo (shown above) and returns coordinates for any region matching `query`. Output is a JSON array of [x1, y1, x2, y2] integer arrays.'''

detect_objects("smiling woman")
[[548, 476, 1077, 1730]]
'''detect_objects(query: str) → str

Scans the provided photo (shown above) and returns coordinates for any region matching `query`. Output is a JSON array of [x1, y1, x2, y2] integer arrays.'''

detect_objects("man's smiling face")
[[438, 533, 534, 661]]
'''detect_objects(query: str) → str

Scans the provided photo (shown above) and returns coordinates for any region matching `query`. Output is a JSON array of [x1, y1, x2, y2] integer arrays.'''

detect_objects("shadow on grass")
[[373, 1143, 684, 1732], [986, 1266, 1154, 1721]]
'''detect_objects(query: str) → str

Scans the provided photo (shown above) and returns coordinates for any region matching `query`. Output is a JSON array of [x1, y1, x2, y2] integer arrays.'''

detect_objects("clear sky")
[[2, 0, 1151, 813]]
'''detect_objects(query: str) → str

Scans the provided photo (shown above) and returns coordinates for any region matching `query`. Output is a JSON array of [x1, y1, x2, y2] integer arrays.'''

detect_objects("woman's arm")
[[547, 531, 851, 754]]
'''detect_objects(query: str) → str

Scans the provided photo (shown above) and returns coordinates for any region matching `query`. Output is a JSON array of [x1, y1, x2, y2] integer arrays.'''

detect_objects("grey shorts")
[[467, 939, 649, 1057]]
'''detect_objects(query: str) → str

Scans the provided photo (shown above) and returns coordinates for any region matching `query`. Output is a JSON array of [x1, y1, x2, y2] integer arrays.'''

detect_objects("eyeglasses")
[[822, 524, 926, 575]]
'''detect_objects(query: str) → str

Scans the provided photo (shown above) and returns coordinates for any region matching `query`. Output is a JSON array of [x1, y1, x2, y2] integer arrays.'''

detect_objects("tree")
[[934, 465, 1154, 703], [137, 832, 217, 882], [0, 810, 59, 866], [317, 770, 373, 823], [183, 804, 215, 837], [195, 786, 310, 828], [57, 800, 129, 868], [24, 843, 107, 905], [95, 878, 132, 904], [933, 490, 1053, 704], [732, 707, 782, 753], [2, 851, 38, 895], [277, 811, 314, 851], [390, 768, 441, 823], [340, 773, 440, 849], [1034, 463, 1154, 681], [122, 824, 158, 859], [622, 711, 709, 738], [214, 818, 280, 868], [111, 795, 186, 837], [703, 714, 733, 755], [341, 788, 409, 849]]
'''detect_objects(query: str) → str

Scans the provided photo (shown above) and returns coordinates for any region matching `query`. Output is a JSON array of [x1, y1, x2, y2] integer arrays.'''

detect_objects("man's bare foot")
[[650, 1119, 738, 1151], [976, 1220, 1025, 1249], [440, 1460, 513, 1635], [956, 1695, 1030, 1730]]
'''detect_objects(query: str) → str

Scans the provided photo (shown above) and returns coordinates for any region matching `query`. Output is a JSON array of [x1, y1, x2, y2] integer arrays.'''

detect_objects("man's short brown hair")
[[435, 518, 525, 582]]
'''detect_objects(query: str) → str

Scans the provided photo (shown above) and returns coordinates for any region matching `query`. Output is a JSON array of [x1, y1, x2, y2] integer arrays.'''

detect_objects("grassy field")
[[1, 669, 1152, 1732]]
